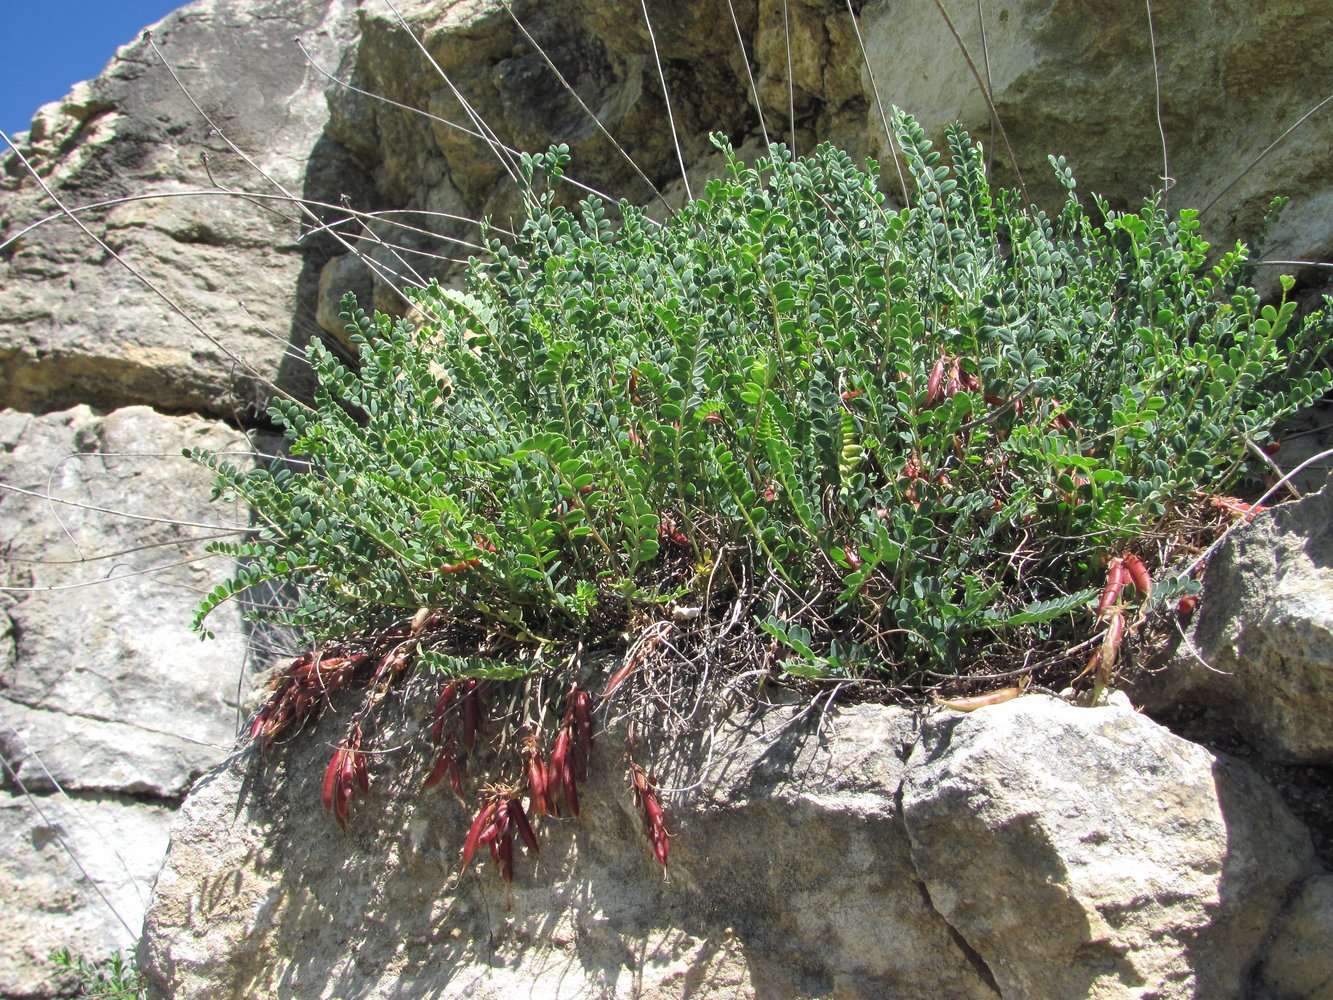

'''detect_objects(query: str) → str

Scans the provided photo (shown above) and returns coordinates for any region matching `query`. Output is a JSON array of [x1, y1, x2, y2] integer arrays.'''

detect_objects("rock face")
[[307, 0, 1333, 331], [0, 406, 252, 996], [139, 695, 1319, 999], [1257, 874, 1333, 1000], [1135, 477, 1333, 765], [0, 0, 360, 420]]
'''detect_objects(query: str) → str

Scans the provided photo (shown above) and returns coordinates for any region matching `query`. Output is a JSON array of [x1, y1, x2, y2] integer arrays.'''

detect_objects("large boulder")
[[139, 695, 1317, 998], [0, 406, 251, 995], [0, 0, 360, 418], [1135, 477, 1333, 765], [902, 697, 1316, 999]]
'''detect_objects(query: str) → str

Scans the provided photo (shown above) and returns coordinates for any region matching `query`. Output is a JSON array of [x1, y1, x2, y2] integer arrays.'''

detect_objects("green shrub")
[[191, 111, 1330, 863]]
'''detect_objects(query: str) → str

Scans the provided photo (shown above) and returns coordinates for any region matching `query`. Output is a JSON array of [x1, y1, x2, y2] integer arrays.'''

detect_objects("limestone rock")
[[903, 695, 1316, 999], [1135, 476, 1333, 764], [314, 253, 374, 343], [0, 405, 252, 995], [853, 0, 1333, 279], [316, 0, 1333, 307], [1258, 874, 1333, 1000], [140, 695, 1315, 998], [0, 0, 361, 418], [0, 790, 176, 999]]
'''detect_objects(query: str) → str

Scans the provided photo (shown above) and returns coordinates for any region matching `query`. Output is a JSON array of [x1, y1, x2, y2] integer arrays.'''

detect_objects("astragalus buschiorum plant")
[[191, 111, 1332, 882]]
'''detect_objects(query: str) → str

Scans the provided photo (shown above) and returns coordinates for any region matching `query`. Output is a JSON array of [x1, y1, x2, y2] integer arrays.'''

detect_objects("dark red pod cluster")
[[322, 723, 370, 829], [461, 791, 540, 883], [427, 678, 488, 753], [924, 354, 978, 408], [546, 684, 594, 817], [423, 737, 465, 798], [628, 762, 669, 870], [249, 649, 368, 747]]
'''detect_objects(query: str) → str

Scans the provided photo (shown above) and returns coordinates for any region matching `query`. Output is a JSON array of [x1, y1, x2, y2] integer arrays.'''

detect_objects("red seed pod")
[[571, 687, 594, 757], [1177, 595, 1198, 618], [652, 825, 669, 868], [563, 754, 581, 817], [428, 682, 458, 744], [499, 829, 515, 883], [642, 790, 664, 829], [321, 749, 344, 813], [602, 658, 639, 701], [548, 728, 571, 815], [1097, 558, 1127, 621], [549, 727, 569, 779], [477, 819, 502, 847], [945, 359, 961, 398], [461, 800, 497, 873], [448, 760, 465, 799], [1122, 552, 1152, 597], [509, 799, 540, 855], [703, 411, 724, 425], [423, 757, 455, 794], [526, 751, 548, 818], [1100, 611, 1126, 673], [339, 751, 358, 801], [1081, 648, 1101, 681], [334, 783, 352, 828], [926, 356, 947, 406], [486, 807, 509, 867], [462, 687, 479, 752], [353, 750, 370, 795]]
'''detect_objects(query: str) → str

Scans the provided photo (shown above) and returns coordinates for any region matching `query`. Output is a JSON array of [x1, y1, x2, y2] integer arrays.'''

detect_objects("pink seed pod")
[[1097, 558, 1126, 621], [1122, 552, 1151, 597]]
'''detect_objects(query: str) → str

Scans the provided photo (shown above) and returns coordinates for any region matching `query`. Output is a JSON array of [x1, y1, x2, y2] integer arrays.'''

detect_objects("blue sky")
[[0, 1, 184, 139]]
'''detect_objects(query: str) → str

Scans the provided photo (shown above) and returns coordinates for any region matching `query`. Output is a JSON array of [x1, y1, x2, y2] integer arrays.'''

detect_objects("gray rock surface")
[[1, 790, 176, 999], [903, 697, 1315, 999], [1135, 476, 1333, 764], [1258, 874, 1333, 1000], [0, 0, 360, 419], [139, 695, 1317, 999], [0, 405, 252, 995], [308, 0, 1333, 324], [854, 0, 1333, 269]]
